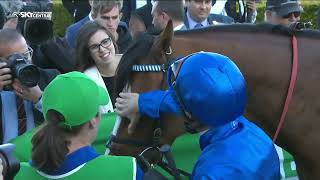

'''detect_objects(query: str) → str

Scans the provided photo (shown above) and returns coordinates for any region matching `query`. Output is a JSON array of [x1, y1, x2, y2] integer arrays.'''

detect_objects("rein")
[[273, 35, 298, 142]]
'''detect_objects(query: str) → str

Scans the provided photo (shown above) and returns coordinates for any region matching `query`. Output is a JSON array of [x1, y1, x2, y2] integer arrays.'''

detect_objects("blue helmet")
[[169, 52, 247, 127]]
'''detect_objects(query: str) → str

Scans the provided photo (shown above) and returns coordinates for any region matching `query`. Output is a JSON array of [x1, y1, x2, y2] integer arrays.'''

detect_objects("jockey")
[[15, 72, 143, 180], [115, 52, 280, 179]]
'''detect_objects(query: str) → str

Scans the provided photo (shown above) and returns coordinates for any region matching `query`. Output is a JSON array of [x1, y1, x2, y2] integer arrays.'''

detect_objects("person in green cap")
[[14, 71, 143, 179]]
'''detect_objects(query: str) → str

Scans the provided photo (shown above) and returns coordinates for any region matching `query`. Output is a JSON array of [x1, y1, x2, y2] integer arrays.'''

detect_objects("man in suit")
[[151, 0, 185, 31], [64, 0, 93, 49], [184, 0, 234, 29], [64, 0, 132, 53], [0, 29, 59, 143]]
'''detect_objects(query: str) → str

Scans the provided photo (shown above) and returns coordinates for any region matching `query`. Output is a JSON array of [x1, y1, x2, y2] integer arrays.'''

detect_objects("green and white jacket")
[[15, 155, 137, 180]]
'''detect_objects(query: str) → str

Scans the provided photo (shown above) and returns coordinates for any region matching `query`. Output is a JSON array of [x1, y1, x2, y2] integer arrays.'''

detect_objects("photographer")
[[0, 0, 74, 73], [0, 28, 59, 144]]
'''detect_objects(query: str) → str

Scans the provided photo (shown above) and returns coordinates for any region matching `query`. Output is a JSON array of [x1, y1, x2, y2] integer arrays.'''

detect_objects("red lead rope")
[[273, 36, 299, 143]]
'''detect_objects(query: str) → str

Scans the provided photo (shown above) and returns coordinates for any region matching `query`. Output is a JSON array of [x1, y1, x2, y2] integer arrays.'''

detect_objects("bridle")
[[107, 49, 171, 150], [107, 47, 203, 151], [107, 47, 191, 179]]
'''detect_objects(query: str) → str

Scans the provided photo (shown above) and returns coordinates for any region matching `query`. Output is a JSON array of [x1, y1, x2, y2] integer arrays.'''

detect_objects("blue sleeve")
[[138, 89, 181, 119], [64, 26, 75, 48], [136, 165, 144, 180], [192, 166, 245, 180]]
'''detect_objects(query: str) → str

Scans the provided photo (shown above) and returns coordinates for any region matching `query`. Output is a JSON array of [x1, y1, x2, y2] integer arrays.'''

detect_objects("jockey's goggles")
[[167, 53, 196, 89], [167, 53, 199, 121]]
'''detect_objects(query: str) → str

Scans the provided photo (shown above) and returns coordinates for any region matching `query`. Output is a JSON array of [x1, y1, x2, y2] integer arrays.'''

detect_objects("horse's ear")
[[154, 20, 173, 54]]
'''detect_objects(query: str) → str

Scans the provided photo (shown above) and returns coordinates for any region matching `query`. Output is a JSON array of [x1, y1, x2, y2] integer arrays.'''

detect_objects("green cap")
[[42, 72, 109, 128]]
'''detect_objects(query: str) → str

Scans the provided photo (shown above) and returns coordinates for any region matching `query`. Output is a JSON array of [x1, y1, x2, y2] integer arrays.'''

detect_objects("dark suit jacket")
[[183, 11, 234, 29], [0, 68, 59, 143], [33, 37, 75, 73], [62, 0, 91, 23], [64, 15, 90, 49]]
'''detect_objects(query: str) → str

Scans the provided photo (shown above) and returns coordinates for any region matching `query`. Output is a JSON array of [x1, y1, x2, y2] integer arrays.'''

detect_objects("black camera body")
[[17, 1, 53, 45], [289, 21, 313, 30], [0, 0, 53, 45], [2, 53, 40, 89]]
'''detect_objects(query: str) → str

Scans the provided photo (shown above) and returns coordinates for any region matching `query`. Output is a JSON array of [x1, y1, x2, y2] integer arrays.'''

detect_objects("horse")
[[110, 21, 320, 179]]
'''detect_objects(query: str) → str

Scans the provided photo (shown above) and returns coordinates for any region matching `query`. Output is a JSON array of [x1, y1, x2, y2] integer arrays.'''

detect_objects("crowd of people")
[[0, 0, 315, 179]]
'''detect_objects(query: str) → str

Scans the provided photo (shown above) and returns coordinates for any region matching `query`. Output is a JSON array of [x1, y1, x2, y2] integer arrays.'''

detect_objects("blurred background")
[[52, 0, 320, 36]]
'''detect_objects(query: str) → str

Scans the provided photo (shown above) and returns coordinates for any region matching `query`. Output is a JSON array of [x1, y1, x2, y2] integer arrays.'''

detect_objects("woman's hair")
[[75, 20, 118, 72], [31, 110, 84, 173]]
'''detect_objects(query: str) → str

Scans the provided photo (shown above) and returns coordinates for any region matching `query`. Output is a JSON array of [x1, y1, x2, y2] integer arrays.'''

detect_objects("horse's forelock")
[[115, 33, 156, 97]]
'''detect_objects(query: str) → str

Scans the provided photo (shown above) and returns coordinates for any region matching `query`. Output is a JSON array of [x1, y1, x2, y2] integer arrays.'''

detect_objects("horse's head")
[[110, 21, 187, 161]]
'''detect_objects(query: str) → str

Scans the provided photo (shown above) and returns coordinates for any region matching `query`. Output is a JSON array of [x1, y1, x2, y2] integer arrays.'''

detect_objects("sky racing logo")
[[11, 12, 52, 19]]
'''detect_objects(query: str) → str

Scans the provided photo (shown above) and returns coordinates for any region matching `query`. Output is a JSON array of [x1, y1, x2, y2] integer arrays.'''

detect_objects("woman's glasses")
[[282, 11, 301, 19], [88, 37, 112, 52], [167, 54, 196, 122]]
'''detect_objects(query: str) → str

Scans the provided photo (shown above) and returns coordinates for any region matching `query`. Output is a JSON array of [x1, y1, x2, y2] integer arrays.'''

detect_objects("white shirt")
[[137, 0, 148, 9], [186, 10, 209, 29], [210, 0, 256, 23], [88, 12, 94, 21], [211, 0, 245, 16], [174, 23, 185, 31]]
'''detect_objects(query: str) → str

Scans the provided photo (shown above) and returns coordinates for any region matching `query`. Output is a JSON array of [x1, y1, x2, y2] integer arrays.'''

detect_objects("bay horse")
[[111, 21, 320, 179]]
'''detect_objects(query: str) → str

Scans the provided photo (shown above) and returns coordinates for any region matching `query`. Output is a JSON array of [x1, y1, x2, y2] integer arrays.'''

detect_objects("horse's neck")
[[172, 32, 292, 137]]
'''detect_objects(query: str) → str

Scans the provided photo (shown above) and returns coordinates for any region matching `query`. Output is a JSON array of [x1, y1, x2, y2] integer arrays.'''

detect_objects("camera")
[[23, 18, 53, 45], [1, 53, 40, 90], [17, 1, 53, 45], [289, 21, 313, 30], [0, 0, 53, 45], [0, 144, 20, 180]]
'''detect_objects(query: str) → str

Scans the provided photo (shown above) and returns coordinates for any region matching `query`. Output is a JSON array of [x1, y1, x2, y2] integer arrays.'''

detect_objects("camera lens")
[[15, 64, 40, 87], [6, 53, 41, 87], [24, 19, 53, 45]]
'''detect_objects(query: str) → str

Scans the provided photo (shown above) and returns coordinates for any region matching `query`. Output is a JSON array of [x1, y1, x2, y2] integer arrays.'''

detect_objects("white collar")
[[210, 0, 228, 16], [187, 10, 209, 29], [174, 23, 185, 31], [84, 66, 114, 113], [89, 12, 94, 21]]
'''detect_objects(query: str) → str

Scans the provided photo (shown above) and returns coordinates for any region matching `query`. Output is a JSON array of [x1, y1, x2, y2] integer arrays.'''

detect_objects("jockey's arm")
[[138, 88, 181, 119], [115, 88, 181, 120]]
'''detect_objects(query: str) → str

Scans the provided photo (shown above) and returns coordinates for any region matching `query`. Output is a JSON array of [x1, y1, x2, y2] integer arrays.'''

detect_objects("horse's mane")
[[115, 32, 155, 97], [175, 23, 320, 39]]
